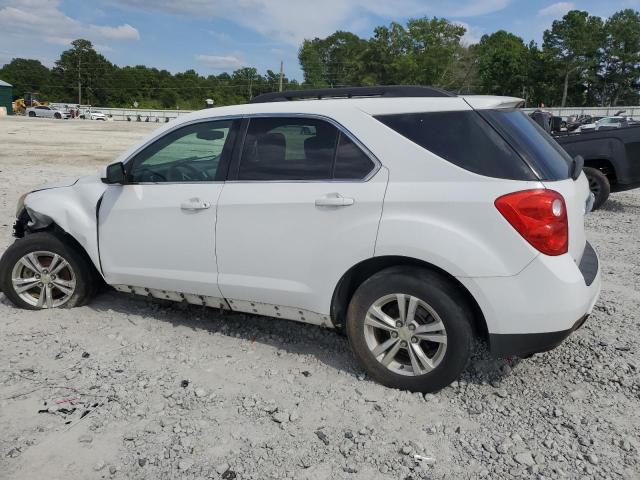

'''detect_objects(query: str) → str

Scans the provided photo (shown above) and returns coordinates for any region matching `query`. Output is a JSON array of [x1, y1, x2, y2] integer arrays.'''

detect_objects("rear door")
[[215, 116, 388, 319]]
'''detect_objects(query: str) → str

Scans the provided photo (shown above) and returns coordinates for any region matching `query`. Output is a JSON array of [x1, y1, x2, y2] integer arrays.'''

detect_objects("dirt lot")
[[0, 116, 638, 480]]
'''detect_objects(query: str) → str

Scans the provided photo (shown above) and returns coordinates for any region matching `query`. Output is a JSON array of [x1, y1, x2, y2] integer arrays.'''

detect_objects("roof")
[[250, 85, 455, 103], [0, 79, 13, 87], [168, 94, 524, 126]]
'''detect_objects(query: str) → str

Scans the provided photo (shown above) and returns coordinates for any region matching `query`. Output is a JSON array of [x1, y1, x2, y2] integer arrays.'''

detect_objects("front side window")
[[237, 117, 376, 181], [128, 120, 233, 183]]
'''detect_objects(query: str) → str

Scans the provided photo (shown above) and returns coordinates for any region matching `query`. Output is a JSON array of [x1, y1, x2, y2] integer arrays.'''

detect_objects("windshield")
[[480, 109, 572, 181]]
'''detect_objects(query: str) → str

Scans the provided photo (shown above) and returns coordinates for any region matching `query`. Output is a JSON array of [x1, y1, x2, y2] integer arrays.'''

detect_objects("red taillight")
[[495, 189, 568, 256]]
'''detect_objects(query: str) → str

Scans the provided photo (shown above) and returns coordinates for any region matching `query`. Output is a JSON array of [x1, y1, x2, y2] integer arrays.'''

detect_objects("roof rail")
[[249, 85, 456, 103]]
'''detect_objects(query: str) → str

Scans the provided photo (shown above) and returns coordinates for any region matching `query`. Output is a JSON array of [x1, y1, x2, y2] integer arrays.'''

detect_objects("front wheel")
[[583, 167, 610, 211], [54, 113, 62, 119], [346, 267, 473, 393], [0, 233, 97, 310]]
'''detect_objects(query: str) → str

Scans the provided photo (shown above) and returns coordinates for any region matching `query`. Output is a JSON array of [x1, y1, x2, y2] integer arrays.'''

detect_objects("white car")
[[0, 86, 601, 392], [579, 116, 629, 132], [85, 110, 107, 121], [26, 105, 71, 119]]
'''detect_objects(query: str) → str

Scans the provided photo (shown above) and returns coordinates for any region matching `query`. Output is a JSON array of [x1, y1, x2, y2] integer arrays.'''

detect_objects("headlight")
[[15, 192, 29, 217]]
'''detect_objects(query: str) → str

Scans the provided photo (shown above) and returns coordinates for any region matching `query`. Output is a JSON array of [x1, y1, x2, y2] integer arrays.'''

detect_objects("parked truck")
[[555, 126, 640, 210]]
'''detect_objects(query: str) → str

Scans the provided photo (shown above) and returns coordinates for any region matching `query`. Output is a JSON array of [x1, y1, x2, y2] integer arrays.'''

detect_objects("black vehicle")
[[555, 126, 640, 209]]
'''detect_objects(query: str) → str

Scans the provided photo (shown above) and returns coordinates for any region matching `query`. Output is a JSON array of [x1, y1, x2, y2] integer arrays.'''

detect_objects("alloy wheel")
[[363, 293, 447, 376], [11, 251, 76, 308]]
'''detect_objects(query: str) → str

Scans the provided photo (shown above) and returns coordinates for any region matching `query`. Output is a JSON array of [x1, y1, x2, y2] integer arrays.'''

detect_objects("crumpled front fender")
[[23, 174, 107, 274]]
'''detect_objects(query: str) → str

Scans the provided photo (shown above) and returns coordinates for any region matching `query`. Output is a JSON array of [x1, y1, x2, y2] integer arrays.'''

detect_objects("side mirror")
[[102, 162, 126, 184]]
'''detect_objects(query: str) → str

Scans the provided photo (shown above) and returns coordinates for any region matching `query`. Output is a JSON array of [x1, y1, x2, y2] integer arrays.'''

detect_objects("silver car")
[[26, 106, 71, 119]]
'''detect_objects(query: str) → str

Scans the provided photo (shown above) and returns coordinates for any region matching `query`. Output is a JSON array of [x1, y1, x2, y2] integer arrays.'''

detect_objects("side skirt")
[[112, 285, 333, 328]]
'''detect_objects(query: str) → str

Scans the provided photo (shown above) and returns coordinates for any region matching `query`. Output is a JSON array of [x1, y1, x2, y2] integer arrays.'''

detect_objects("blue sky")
[[1, 0, 638, 80]]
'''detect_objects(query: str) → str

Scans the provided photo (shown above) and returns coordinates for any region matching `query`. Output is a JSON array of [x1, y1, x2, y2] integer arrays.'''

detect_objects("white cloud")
[[0, 0, 139, 63], [454, 0, 511, 17], [196, 54, 245, 70], [538, 2, 574, 17], [92, 23, 140, 41], [455, 21, 484, 45], [114, 0, 512, 46]]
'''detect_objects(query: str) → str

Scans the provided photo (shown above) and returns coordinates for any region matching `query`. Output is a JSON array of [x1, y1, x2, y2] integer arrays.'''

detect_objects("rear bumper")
[[458, 241, 601, 357], [489, 314, 588, 357]]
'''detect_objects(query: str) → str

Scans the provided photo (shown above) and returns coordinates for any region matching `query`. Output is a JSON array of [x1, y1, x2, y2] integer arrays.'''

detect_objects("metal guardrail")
[[522, 106, 640, 118], [43, 103, 639, 122], [48, 104, 194, 122]]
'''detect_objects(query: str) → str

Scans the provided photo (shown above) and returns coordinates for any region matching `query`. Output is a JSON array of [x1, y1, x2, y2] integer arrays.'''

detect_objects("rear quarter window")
[[376, 111, 537, 181], [479, 109, 571, 181]]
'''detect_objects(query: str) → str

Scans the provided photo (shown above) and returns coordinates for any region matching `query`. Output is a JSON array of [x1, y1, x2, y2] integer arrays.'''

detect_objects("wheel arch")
[[14, 211, 104, 283], [583, 158, 617, 185], [330, 255, 488, 340]]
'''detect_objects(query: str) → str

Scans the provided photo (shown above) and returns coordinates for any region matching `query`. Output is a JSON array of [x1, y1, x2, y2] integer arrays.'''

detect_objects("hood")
[[31, 177, 80, 193], [30, 173, 102, 194]]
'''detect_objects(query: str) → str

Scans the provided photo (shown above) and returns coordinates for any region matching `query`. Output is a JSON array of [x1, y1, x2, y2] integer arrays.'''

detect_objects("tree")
[[543, 10, 605, 106], [52, 39, 116, 105], [405, 17, 466, 86], [473, 31, 528, 97], [298, 32, 368, 87], [0, 58, 51, 99], [601, 9, 640, 105]]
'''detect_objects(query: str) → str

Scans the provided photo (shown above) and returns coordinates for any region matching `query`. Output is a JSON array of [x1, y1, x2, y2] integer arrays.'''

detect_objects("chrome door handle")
[[315, 193, 355, 207], [180, 198, 211, 211]]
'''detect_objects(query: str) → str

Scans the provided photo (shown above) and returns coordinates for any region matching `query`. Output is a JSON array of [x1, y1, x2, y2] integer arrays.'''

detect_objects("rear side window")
[[237, 117, 376, 181], [376, 111, 536, 181], [238, 118, 338, 180], [480, 110, 571, 180]]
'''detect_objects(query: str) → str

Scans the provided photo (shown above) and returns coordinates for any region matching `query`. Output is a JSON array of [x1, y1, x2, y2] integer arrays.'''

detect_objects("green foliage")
[[543, 10, 605, 106], [474, 31, 529, 97], [600, 9, 640, 105], [0, 58, 51, 98], [0, 39, 297, 109], [299, 11, 639, 107]]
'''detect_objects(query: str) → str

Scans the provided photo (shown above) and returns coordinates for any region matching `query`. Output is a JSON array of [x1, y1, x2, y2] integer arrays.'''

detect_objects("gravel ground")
[[0, 116, 638, 480]]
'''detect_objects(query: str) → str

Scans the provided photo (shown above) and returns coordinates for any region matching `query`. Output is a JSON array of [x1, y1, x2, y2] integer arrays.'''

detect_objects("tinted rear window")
[[376, 111, 536, 181], [480, 109, 571, 180]]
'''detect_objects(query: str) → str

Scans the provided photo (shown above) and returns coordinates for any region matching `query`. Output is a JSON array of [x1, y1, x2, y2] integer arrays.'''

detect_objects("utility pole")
[[77, 51, 82, 105], [278, 60, 284, 92]]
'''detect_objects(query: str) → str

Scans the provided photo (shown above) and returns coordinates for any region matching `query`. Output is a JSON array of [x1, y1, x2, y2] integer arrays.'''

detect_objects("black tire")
[[346, 266, 473, 393], [0, 232, 97, 310], [28, 111, 36, 117], [583, 167, 610, 211], [54, 113, 62, 119]]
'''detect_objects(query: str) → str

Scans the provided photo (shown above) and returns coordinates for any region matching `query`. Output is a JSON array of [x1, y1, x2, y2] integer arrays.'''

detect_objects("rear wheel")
[[0, 233, 97, 310], [583, 167, 610, 210], [346, 267, 473, 393], [28, 111, 36, 117]]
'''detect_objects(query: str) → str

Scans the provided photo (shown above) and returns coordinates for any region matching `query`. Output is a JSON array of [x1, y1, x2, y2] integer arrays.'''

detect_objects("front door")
[[99, 119, 237, 297], [216, 116, 388, 317]]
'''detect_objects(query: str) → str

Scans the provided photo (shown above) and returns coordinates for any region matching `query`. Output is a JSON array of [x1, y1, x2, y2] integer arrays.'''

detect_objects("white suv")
[[0, 86, 601, 392]]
